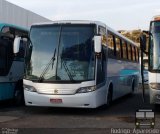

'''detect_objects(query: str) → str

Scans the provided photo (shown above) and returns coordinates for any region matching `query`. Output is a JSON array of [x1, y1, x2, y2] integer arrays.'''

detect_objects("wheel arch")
[[106, 81, 113, 101]]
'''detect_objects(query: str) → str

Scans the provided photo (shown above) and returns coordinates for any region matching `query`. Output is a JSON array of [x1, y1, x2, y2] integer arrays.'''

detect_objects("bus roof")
[[32, 20, 106, 28], [32, 20, 138, 47], [0, 23, 28, 32], [151, 15, 160, 21]]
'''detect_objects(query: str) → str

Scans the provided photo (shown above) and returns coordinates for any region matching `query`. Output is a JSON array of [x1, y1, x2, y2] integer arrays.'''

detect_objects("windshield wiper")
[[38, 49, 56, 82], [38, 26, 63, 82], [61, 59, 74, 81]]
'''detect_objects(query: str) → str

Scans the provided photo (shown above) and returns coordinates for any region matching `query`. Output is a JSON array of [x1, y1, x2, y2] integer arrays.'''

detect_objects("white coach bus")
[[141, 16, 160, 105], [16, 20, 139, 108]]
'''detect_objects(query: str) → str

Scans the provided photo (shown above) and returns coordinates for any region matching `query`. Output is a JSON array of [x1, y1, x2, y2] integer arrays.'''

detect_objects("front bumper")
[[24, 90, 99, 108]]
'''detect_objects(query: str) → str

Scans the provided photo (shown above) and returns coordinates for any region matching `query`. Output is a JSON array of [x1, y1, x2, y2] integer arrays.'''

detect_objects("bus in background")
[[17, 20, 139, 108], [141, 15, 160, 105], [0, 23, 30, 105]]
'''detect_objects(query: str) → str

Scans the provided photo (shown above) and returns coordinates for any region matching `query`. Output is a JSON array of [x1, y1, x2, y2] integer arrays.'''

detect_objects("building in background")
[[0, 0, 51, 28]]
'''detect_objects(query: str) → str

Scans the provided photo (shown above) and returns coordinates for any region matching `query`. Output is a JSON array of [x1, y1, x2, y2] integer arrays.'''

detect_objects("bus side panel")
[[0, 83, 15, 100], [121, 61, 139, 94], [107, 59, 127, 100], [0, 60, 24, 101], [107, 58, 139, 100]]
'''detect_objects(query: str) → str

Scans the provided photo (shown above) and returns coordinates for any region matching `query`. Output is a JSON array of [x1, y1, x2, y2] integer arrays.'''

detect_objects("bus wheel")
[[106, 89, 112, 107], [131, 80, 135, 94], [100, 88, 112, 110]]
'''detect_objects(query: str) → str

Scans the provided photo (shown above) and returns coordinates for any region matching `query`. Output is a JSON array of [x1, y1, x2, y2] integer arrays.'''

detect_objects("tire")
[[100, 86, 113, 110], [106, 89, 112, 107], [131, 80, 135, 94]]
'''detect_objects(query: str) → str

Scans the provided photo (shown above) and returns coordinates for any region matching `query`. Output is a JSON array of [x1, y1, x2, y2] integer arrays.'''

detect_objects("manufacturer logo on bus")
[[54, 89, 58, 94]]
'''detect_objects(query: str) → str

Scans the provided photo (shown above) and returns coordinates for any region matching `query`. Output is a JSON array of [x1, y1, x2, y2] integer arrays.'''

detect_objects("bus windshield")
[[150, 21, 160, 71], [27, 24, 95, 82]]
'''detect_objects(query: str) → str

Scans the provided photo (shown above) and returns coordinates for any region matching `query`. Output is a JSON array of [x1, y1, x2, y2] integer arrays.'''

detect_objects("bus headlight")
[[24, 85, 37, 92], [76, 86, 96, 93], [150, 83, 160, 90]]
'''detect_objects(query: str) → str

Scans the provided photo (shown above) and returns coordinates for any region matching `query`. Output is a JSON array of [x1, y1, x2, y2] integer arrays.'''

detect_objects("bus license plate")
[[50, 99, 62, 104]]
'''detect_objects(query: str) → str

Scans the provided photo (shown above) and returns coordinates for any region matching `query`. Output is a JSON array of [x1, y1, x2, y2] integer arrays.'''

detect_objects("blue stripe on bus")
[[120, 69, 139, 75], [0, 83, 15, 100]]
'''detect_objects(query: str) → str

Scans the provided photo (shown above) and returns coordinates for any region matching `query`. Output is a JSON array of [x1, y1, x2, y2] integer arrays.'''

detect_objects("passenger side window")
[[132, 46, 136, 61], [136, 48, 139, 62], [0, 46, 7, 71], [115, 37, 121, 59], [122, 41, 127, 59], [0, 40, 8, 76], [128, 44, 132, 60], [107, 32, 115, 58]]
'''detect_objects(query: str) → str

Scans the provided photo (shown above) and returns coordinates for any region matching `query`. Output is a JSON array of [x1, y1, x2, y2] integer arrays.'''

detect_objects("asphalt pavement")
[[0, 86, 159, 134]]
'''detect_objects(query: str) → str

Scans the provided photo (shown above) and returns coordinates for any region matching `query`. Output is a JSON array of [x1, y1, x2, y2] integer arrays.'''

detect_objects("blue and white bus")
[[0, 23, 29, 104], [20, 20, 139, 108]]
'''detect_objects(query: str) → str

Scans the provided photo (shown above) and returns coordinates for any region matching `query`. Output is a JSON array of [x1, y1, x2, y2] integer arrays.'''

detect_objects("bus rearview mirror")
[[94, 35, 102, 53], [13, 37, 21, 54], [140, 34, 147, 52]]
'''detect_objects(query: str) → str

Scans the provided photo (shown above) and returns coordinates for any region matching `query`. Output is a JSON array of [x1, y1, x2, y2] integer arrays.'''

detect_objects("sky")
[[6, 0, 160, 30]]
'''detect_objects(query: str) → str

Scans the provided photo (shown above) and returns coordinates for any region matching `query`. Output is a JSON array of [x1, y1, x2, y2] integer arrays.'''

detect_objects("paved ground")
[[0, 86, 160, 134]]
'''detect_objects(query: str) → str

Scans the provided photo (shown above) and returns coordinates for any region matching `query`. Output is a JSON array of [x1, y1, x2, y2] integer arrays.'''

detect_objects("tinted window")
[[57, 26, 95, 81], [0, 45, 7, 75], [149, 22, 160, 70], [153, 26, 160, 33], [122, 40, 127, 59], [151, 22, 160, 33], [28, 25, 95, 82], [0, 38, 13, 76], [107, 32, 115, 58], [136, 48, 139, 62], [115, 37, 121, 59], [132, 46, 136, 61], [128, 44, 132, 60]]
